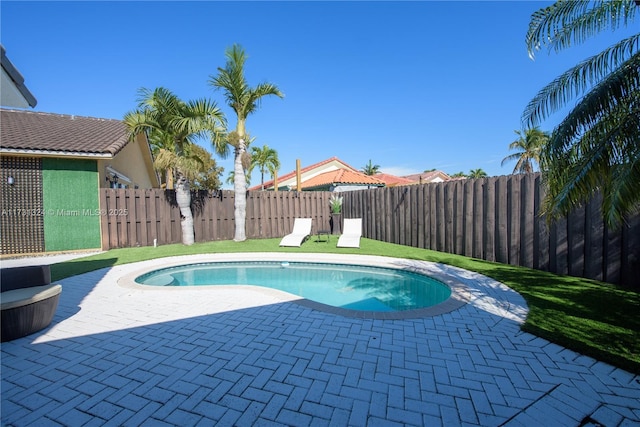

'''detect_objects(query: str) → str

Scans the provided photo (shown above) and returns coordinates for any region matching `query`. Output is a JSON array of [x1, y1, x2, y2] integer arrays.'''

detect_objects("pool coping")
[[118, 253, 474, 320]]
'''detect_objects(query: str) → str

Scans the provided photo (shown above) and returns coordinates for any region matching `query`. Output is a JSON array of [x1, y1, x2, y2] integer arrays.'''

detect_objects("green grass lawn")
[[50, 237, 640, 374]]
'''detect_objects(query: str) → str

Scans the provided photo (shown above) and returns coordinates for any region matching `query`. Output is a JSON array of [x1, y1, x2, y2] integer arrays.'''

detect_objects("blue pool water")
[[135, 261, 451, 312]]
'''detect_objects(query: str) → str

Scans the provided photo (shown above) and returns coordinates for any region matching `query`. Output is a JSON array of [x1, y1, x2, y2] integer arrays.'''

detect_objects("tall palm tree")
[[361, 159, 381, 176], [251, 144, 280, 190], [468, 169, 488, 179], [523, 0, 639, 227], [124, 87, 226, 245], [209, 44, 284, 241], [501, 128, 550, 174]]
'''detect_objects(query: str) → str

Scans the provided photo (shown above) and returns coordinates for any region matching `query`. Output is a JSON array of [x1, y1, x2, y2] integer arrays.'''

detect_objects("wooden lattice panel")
[[1, 156, 45, 254]]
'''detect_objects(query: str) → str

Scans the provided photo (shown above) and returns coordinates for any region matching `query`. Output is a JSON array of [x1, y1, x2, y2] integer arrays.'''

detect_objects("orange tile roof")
[[301, 169, 385, 189], [249, 156, 362, 191], [374, 173, 415, 187]]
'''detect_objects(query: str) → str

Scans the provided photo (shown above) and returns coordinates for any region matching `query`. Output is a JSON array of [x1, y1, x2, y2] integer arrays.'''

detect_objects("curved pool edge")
[[117, 253, 477, 320]]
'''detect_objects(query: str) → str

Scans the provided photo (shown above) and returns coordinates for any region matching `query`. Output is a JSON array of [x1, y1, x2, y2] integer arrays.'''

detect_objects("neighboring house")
[[373, 173, 415, 187], [0, 108, 159, 255], [1, 45, 37, 109], [250, 157, 385, 192], [401, 170, 452, 184]]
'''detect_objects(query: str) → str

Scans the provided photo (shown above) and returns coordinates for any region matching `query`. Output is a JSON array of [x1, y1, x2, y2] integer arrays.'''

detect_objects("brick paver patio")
[[2, 254, 638, 426]]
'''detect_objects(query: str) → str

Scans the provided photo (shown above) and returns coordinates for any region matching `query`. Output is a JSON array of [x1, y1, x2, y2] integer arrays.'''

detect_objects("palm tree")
[[209, 44, 284, 241], [361, 159, 381, 176], [468, 169, 488, 179], [124, 87, 226, 245], [251, 144, 280, 190], [451, 171, 467, 178], [501, 128, 550, 174], [226, 170, 251, 189], [523, 1, 639, 227]]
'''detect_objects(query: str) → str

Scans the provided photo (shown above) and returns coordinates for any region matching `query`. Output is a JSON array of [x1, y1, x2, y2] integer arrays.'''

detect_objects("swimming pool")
[[119, 253, 470, 319], [135, 261, 452, 312]]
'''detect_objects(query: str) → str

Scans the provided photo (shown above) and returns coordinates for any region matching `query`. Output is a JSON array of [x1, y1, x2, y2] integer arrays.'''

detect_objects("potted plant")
[[329, 194, 343, 234]]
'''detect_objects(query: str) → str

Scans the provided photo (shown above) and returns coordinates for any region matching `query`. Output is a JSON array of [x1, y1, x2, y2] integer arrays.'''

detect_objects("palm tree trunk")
[[175, 173, 195, 245], [233, 140, 247, 242], [167, 169, 174, 189]]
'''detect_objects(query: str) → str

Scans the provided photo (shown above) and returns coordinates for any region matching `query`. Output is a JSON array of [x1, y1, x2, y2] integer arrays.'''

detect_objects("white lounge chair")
[[337, 218, 362, 248], [279, 218, 313, 247]]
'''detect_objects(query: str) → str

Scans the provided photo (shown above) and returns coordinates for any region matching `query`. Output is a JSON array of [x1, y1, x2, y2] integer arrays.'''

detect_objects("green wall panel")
[[42, 158, 101, 251]]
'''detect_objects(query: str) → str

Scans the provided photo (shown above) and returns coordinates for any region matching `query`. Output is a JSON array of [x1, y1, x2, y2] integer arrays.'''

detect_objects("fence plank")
[[555, 217, 569, 275], [377, 188, 386, 241], [495, 176, 508, 264], [410, 186, 418, 248], [483, 179, 496, 262], [136, 190, 147, 246], [124, 190, 135, 246], [568, 203, 586, 277], [462, 180, 473, 257], [472, 179, 483, 259], [604, 224, 621, 284], [453, 180, 464, 255], [507, 175, 521, 265], [521, 174, 535, 268], [444, 183, 454, 253], [397, 187, 406, 245], [533, 175, 549, 271], [584, 194, 603, 281]]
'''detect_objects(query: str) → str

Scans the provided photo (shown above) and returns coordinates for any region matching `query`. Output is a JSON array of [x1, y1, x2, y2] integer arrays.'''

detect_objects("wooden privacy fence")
[[100, 174, 640, 288], [99, 189, 332, 249], [342, 173, 640, 288]]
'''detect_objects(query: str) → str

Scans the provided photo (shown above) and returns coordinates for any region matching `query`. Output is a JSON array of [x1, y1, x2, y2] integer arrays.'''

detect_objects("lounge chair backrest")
[[343, 218, 362, 235], [291, 218, 312, 235]]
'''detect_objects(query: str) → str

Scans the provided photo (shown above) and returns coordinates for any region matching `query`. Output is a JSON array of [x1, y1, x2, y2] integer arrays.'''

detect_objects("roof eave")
[[0, 148, 114, 159], [0, 45, 37, 108]]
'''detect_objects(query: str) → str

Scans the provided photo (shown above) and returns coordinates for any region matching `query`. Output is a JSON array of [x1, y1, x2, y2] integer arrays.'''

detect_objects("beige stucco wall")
[[97, 133, 158, 189]]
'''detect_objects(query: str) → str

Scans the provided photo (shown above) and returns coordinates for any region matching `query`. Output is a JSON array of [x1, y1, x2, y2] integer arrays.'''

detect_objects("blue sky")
[[2, 1, 635, 186]]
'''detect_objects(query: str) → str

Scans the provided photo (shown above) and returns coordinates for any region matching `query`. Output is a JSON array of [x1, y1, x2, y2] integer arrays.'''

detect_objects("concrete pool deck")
[[1, 253, 639, 426]]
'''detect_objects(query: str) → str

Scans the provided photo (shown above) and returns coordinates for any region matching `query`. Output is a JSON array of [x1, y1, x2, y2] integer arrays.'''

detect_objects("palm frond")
[[545, 52, 640, 153], [501, 128, 548, 173], [605, 153, 640, 225], [500, 152, 524, 167], [526, 0, 637, 59], [542, 87, 640, 224], [210, 45, 250, 117], [523, 35, 639, 127], [153, 148, 180, 172]]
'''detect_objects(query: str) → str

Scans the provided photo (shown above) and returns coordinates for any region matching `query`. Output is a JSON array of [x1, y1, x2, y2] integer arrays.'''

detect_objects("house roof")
[[1, 45, 37, 108], [277, 156, 356, 184], [301, 169, 385, 190], [250, 156, 360, 191], [402, 170, 452, 184], [374, 173, 415, 187], [0, 108, 131, 158]]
